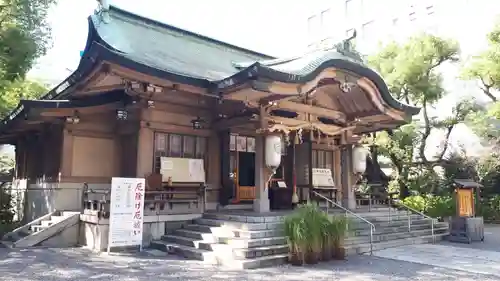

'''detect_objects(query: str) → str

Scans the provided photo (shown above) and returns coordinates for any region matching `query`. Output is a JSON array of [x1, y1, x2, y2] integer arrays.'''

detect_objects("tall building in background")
[[306, 0, 500, 156], [307, 0, 495, 55]]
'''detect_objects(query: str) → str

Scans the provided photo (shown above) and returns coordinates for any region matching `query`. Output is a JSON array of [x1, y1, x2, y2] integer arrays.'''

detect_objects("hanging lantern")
[[265, 135, 282, 169], [352, 145, 368, 174]]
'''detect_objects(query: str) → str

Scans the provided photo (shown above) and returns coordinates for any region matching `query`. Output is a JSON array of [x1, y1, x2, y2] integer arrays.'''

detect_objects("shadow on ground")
[[0, 246, 497, 281]]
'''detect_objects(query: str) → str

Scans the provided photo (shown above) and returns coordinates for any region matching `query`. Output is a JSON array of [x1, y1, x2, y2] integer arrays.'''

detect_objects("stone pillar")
[[341, 145, 356, 210], [253, 135, 270, 213]]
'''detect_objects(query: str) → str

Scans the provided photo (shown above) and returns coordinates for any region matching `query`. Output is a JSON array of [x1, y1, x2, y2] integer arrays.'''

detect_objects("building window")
[[307, 15, 319, 39], [426, 5, 434, 15], [362, 20, 375, 38], [409, 5, 417, 21], [153, 132, 207, 173], [320, 9, 333, 38], [312, 149, 333, 173], [345, 0, 354, 18]]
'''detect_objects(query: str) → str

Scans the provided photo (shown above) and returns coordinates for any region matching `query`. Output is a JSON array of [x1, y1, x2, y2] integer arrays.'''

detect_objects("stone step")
[[41, 220, 55, 227], [194, 218, 282, 231], [202, 242, 289, 260], [30, 225, 49, 233], [217, 236, 287, 249], [330, 209, 405, 216], [346, 232, 449, 255], [346, 226, 449, 245], [184, 223, 285, 239], [202, 212, 285, 223], [150, 240, 217, 264], [348, 217, 433, 231], [184, 223, 222, 233], [173, 229, 217, 241], [352, 221, 445, 236], [61, 211, 81, 217], [232, 244, 288, 259], [162, 234, 209, 248], [368, 214, 429, 222], [49, 216, 66, 223], [151, 240, 288, 269]]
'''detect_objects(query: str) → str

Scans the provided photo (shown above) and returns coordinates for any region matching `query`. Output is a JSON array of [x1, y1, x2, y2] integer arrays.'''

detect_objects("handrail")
[[312, 191, 376, 255], [391, 199, 433, 220], [391, 198, 435, 243], [313, 191, 375, 227]]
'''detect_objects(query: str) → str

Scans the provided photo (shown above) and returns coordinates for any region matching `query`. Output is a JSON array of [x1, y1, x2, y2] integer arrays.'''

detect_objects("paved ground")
[[1, 225, 500, 281], [372, 224, 500, 278], [0, 247, 498, 281]]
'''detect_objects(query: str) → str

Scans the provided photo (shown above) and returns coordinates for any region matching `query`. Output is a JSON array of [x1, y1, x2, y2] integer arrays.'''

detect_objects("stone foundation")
[[79, 213, 202, 251]]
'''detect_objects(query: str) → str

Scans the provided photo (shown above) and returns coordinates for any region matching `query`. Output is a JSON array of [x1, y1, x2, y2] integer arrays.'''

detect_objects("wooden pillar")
[[253, 135, 270, 212], [333, 148, 342, 202], [341, 131, 355, 209], [253, 106, 270, 213], [136, 123, 154, 177], [218, 129, 232, 206]]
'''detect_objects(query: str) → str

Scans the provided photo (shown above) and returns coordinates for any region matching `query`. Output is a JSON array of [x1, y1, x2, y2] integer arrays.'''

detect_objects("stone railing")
[[82, 183, 206, 218]]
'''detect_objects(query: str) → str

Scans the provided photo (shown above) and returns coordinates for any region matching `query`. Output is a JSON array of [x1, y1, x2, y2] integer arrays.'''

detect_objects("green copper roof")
[[91, 6, 273, 81]]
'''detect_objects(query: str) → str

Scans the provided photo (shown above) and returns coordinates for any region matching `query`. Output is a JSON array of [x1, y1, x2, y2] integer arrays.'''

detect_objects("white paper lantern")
[[352, 146, 368, 174], [265, 135, 282, 168]]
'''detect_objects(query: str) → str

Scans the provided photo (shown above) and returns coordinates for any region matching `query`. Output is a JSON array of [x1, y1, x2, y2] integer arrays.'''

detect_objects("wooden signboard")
[[312, 168, 335, 188], [160, 157, 206, 183], [457, 188, 473, 217]]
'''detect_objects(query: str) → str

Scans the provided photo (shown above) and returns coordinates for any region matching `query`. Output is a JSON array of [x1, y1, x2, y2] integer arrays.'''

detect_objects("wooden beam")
[[274, 101, 346, 123], [39, 105, 119, 117], [108, 63, 207, 96], [212, 115, 258, 130]]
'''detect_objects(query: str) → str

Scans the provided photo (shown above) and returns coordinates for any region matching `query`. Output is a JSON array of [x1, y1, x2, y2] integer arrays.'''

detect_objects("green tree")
[[367, 33, 473, 197], [0, 0, 57, 81], [462, 19, 500, 197], [0, 79, 47, 117], [462, 18, 500, 102], [0, 0, 56, 231], [463, 20, 500, 143]]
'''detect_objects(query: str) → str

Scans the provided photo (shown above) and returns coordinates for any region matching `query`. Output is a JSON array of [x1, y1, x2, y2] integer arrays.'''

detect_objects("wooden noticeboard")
[[457, 188, 473, 217], [160, 157, 206, 183], [312, 168, 335, 188]]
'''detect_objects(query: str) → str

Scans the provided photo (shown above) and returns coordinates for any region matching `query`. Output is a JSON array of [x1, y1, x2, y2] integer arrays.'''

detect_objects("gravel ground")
[[0, 247, 498, 281]]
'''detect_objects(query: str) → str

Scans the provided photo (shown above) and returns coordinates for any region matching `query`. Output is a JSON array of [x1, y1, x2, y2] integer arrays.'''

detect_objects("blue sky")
[[29, 0, 308, 84]]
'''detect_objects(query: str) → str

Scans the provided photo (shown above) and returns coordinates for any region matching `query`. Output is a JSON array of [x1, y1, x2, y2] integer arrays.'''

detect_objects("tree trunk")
[[398, 178, 410, 199]]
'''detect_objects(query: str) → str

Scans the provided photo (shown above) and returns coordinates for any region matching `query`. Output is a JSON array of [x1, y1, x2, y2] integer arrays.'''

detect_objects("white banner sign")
[[107, 177, 146, 252]]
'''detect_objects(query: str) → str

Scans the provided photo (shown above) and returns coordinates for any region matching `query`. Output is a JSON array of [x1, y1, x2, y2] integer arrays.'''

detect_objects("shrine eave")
[[215, 59, 420, 117], [0, 90, 127, 136]]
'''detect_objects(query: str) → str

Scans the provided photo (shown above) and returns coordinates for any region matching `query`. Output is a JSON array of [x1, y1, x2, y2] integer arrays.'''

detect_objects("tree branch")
[[479, 76, 497, 101], [435, 125, 454, 161]]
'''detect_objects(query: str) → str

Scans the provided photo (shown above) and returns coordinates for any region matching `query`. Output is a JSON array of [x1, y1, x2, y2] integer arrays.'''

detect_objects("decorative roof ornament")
[[96, 0, 111, 24], [334, 29, 363, 62]]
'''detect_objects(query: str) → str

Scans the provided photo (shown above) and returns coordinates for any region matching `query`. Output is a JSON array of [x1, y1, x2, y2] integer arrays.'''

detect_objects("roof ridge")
[[107, 5, 275, 60]]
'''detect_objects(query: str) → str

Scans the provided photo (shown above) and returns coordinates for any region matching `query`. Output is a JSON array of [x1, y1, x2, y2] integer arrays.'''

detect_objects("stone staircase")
[[151, 208, 449, 269], [151, 212, 288, 269], [342, 207, 449, 254], [1, 211, 80, 248]]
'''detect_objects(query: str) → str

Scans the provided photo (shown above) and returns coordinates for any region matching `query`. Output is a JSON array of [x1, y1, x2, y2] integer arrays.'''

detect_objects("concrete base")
[[79, 213, 202, 251], [23, 182, 110, 222]]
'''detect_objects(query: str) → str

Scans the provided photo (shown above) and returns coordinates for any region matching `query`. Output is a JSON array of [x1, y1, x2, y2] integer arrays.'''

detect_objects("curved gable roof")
[[90, 6, 273, 81]]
